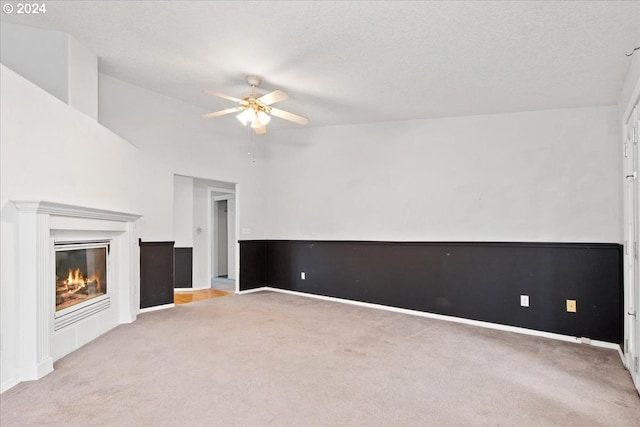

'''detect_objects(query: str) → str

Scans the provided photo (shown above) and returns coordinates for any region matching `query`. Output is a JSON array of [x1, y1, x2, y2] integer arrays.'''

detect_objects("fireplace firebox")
[[55, 242, 109, 312]]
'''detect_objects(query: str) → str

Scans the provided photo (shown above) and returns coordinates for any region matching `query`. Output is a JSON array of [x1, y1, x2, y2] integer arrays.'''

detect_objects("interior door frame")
[[622, 96, 640, 394], [207, 186, 236, 288], [225, 195, 237, 281]]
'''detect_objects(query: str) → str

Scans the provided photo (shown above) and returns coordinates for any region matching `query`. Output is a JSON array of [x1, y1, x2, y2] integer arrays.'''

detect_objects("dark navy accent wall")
[[240, 241, 267, 291], [240, 240, 622, 344], [140, 241, 175, 309], [174, 247, 193, 288]]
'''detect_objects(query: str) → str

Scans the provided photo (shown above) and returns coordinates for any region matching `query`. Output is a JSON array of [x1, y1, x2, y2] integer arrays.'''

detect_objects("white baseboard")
[[262, 287, 622, 351], [617, 347, 627, 367], [1, 377, 20, 394], [174, 286, 209, 292], [237, 287, 268, 295], [139, 303, 175, 314]]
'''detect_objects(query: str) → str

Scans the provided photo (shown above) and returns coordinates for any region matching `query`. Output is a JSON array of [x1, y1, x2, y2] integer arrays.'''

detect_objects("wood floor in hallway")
[[174, 288, 230, 305]]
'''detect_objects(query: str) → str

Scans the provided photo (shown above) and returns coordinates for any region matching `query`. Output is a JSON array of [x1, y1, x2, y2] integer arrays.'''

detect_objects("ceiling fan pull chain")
[[247, 121, 252, 156], [247, 122, 256, 162]]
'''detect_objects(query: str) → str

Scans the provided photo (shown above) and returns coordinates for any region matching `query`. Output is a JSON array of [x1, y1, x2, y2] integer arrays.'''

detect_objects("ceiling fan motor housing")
[[247, 75, 261, 88]]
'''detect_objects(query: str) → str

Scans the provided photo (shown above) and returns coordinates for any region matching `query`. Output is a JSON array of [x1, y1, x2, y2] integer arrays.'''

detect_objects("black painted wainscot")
[[140, 240, 175, 309], [174, 247, 193, 288], [240, 240, 623, 344]]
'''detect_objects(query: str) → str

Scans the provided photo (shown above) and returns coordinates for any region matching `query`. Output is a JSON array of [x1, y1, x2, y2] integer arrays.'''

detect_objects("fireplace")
[[55, 242, 109, 313], [11, 200, 142, 386]]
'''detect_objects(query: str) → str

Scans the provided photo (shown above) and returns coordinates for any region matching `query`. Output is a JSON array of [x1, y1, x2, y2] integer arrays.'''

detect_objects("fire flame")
[[64, 268, 101, 294]]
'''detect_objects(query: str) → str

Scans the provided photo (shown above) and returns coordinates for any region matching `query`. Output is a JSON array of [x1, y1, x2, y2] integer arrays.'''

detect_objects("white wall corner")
[[68, 36, 98, 120], [173, 175, 194, 247], [1, 22, 99, 120], [0, 22, 69, 103]]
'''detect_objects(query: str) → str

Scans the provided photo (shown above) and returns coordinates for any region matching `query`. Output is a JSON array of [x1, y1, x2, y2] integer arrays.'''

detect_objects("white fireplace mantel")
[[13, 201, 142, 222], [12, 201, 142, 383]]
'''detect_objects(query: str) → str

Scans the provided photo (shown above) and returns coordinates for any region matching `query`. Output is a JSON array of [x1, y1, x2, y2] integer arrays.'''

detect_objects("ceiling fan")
[[202, 75, 309, 135]]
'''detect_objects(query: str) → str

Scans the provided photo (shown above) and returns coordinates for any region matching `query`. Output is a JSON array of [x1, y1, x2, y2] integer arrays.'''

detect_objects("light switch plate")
[[520, 295, 529, 307], [566, 299, 577, 313]]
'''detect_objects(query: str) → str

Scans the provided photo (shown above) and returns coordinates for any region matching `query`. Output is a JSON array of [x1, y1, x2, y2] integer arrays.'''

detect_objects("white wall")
[[0, 65, 140, 392], [173, 175, 194, 247], [1, 22, 98, 119], [98, 74, 267, 243], [265, 106, 619, 243], [68, 36, 98, 119], [174, 176, 226, 287], [1, 22, 69, 103], [192, 180, 209, 287]]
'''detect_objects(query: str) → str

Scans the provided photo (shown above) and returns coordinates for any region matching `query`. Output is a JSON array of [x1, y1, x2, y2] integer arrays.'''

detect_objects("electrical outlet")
[[520, 295, 529, 307], [301, 272, 305, 280], [566, 299, 577, 313]]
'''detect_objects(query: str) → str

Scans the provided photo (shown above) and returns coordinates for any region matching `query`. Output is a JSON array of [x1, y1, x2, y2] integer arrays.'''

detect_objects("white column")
[[118, 221, 140, 323], [17, 211, 54, 380]]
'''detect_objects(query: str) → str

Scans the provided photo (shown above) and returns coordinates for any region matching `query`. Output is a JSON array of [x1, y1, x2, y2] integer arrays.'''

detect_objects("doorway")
[[623, 102, 639, 394], [209, 188, 236, 294], [215, 200, 229, 278], [172, 175, 238, 297]]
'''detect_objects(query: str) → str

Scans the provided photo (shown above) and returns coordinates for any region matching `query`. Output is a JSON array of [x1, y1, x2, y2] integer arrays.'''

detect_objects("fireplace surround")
[[13, 201, 141, 382]]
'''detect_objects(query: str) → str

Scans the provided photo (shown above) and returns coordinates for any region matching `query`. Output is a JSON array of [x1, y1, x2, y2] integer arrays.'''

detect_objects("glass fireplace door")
[[55, 243, 108, 312]]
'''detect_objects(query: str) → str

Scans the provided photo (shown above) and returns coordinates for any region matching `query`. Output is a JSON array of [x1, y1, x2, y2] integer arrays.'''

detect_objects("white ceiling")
[[2, 1, 639, 130]]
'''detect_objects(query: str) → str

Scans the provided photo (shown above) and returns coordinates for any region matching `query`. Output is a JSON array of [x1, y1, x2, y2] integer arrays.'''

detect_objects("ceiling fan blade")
[[257, 90, 289, 106], [202, 106, 243, 118], [269, 107, 309, 125], [253, 125, 267, 135], [203, 90, 244, 103]]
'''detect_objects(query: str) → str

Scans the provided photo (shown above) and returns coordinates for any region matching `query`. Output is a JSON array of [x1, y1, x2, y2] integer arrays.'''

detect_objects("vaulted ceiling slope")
[[2, 1, 639, 129]]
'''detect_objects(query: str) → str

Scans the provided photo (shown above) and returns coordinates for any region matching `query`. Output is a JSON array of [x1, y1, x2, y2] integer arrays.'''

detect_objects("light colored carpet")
[[1, 291, 639, 426]]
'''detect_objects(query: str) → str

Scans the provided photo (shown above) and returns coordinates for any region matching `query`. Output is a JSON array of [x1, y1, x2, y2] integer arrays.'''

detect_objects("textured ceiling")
[[2, 1, 639, 130]]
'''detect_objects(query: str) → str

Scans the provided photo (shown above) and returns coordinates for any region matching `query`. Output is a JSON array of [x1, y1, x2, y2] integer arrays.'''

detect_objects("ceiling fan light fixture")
[[257, 111, 271, 125], [236, 108, 255, 126]]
